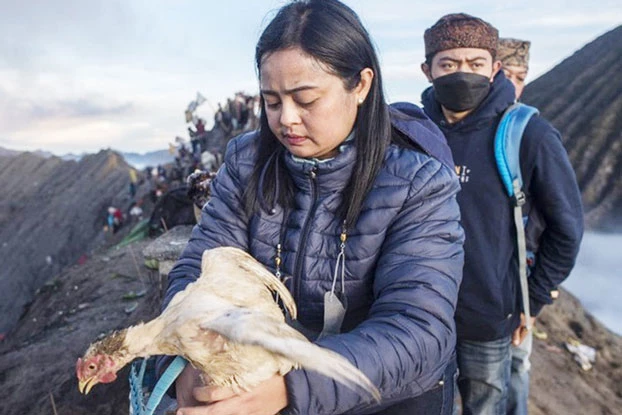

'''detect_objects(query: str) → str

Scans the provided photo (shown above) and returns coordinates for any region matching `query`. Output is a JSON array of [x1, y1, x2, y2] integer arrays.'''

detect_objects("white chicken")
[[76, 246, 380, 404]]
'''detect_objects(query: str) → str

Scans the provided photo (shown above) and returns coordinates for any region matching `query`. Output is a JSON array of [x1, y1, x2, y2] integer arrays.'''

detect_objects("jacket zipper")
[[293, 166, 318, 302]]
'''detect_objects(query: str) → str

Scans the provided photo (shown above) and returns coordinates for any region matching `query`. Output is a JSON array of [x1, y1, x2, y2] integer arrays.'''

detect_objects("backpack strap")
[[129, 356, 188, 415], [494, 103, 539, 330]]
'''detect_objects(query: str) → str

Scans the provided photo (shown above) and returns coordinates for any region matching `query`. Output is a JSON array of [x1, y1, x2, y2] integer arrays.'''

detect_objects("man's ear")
[[421, 62, 433, 83], [490, 60, 503, 81]]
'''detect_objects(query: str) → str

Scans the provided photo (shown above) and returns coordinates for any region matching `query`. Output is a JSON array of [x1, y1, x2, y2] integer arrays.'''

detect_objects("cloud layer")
[[1, 0, 619, 154]]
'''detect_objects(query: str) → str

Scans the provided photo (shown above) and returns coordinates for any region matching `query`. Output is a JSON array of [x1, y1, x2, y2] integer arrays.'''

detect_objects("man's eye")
[[265, 102, 281, 109]]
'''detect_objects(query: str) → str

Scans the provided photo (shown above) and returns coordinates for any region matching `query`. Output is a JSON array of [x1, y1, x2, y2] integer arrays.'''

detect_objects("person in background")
[[498, 38, 530, 100], [234, 92, 249, 129], [157, 1, 465, 414], [129, 201, 144, 223], [498, 36, 538, 415], [128, 168, 138, 199], [247, 94, 260, 130], [195, 117, 205, 135], [105, 206, 123, 234], [419, 14, 584, 415]]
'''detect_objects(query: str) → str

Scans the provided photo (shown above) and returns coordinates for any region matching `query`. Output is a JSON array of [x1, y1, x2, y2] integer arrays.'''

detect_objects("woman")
[[160, 1, 464, 414]]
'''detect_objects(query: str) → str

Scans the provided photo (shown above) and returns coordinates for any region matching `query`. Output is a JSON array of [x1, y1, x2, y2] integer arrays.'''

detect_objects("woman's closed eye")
[[265, 100, 281, 110], [296, 98, 317, 108], [265, 98, 317, 110]]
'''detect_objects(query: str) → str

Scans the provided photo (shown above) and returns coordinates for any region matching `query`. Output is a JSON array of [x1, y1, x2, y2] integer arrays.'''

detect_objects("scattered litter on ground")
[[36, 279, 62, 294], [125, 303, 139, 314], [144, 259, 159, 270], [544, 344, 564, 354], [533, 327, 548, 340], [111, 272, 137, 280], [565, 338, 596, 371], [114, 219, 151, 250], [123, 289, 148, 300]]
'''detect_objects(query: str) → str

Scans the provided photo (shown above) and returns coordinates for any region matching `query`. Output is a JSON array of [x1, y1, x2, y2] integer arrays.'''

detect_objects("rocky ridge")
[[522, 24, 622, 231], [0, 150, 136, 334]]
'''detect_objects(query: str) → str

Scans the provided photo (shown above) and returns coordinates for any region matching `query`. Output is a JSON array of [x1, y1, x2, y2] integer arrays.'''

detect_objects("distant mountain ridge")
[[0, 146, 56, 159], [0, 149, 133, 333], [522, 25, 622, 231], [0, 147, 19, 157], [0, 145, 174, 170]]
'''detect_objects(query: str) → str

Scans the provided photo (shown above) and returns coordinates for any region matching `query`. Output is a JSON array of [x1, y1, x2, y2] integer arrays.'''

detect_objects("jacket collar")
[[283, 137, 357, 196]]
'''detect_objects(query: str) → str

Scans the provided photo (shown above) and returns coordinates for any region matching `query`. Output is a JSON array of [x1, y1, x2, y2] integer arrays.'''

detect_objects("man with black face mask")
[[420, 13, 584, 415]]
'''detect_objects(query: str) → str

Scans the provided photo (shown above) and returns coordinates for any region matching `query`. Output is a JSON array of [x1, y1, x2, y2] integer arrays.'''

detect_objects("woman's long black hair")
[[244, 0, 392, 230]]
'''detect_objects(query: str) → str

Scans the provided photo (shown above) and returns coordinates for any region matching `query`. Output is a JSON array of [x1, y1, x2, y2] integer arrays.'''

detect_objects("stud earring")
[[358, 98, 364, 105]]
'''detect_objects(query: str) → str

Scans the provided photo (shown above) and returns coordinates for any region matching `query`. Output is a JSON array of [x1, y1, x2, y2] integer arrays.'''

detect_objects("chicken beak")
[[78, 377, 96, 394]]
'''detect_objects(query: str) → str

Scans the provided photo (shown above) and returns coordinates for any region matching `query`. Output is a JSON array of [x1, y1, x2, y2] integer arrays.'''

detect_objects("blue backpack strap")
[[129, 356, 188, 415], [494, 103, 538, 330], [129, 358, 148, 415], [494, 103, 539, 199]]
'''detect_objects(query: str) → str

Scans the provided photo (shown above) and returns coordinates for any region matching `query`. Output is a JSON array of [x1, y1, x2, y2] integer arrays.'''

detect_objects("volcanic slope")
[[522, 25, 622, 231]]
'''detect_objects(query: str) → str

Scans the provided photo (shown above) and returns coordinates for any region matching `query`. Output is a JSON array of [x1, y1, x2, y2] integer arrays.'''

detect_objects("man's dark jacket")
[[422, 72, 584, 341]]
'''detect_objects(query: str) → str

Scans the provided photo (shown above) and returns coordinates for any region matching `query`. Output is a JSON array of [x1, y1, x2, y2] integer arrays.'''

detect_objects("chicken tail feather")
[[201, 308, 381, 402]]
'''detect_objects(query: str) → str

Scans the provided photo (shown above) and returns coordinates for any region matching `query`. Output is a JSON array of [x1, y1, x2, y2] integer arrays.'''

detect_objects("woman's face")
[[260, 47, 371, 160]]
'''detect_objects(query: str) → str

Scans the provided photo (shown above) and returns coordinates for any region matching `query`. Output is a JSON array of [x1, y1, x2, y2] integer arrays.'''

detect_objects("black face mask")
[[432, 72, 491, 112]]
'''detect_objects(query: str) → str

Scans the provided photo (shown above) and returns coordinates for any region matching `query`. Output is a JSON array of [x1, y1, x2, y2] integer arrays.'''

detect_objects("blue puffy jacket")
[[161, 103, 465, 414]]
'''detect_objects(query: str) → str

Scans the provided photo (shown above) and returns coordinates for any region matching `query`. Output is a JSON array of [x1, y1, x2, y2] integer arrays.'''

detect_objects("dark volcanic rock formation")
[[0, 239, 160, 415], [0, 150, 133, 333], [522, 25, 622, 231]]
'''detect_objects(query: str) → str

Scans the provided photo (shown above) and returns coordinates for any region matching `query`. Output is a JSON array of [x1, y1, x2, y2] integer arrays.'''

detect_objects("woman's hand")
[[176, 374, 288, 415], [175, 365, 206, 408]]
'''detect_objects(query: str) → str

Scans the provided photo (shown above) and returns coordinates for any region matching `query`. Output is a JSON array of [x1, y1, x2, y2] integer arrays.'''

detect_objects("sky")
[[1, 0, 620, 155], [564, 232, 622, 335]]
